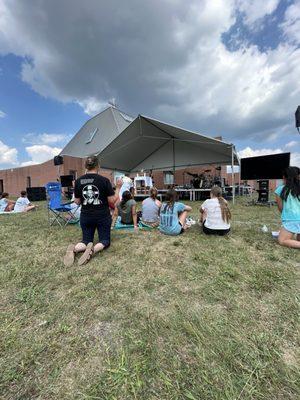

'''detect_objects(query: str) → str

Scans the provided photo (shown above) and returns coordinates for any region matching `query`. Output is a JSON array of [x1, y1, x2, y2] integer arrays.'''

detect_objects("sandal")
[[78, 242, 94, 266], [63, 244, 75, 267]]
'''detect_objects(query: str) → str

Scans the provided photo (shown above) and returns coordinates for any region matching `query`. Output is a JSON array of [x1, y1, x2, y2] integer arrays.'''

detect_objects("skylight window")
[[85, 128, 98, 144]]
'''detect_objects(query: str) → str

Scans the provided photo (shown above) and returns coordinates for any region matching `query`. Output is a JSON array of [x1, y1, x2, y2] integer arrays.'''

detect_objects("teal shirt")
[[275, 185, 300, 222], [159, 202, 186, 235]]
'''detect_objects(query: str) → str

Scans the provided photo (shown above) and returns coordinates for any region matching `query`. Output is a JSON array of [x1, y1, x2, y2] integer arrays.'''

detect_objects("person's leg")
[[178, 211, 188, 229], [278, 227, 300, 249], [25, 205, 35, 212], [76, 216, 96, 265], [95, 216, 112, 254]]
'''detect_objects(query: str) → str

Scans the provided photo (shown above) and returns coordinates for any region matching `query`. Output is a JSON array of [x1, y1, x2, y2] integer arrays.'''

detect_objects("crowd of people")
[[0, 190, 36, 213], [62, 156, 300, 266]]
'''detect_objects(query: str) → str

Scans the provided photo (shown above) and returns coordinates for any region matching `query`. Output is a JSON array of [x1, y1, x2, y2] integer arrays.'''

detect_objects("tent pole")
[[172, 138, 175, 185], [231, 145, 235, 205]]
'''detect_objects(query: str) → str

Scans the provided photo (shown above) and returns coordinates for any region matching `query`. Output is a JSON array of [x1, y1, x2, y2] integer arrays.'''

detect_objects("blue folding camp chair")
[[46, 182, 80, 227]]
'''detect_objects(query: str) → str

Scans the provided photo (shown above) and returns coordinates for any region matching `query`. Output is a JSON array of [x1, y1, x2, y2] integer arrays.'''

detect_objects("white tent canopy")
[[95, 115, 239, 172]]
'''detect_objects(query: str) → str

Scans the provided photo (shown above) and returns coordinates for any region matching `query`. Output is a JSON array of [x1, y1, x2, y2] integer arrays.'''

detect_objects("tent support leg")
[[231, 145, 235, 205], [172, 138, 175, 185]]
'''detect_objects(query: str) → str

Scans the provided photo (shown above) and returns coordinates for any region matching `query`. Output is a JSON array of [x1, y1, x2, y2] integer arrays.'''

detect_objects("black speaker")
[[60, 175, 74, 187], [54, 155, 63, 166], [26, 187, 46, 201]]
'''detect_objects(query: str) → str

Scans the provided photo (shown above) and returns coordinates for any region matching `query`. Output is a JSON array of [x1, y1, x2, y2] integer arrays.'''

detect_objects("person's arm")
[[275, 195, 283, 213], [74, 179, 81, 205], [108, 179, 122, 204], [131, 203, 138, 229], [184, 205, 192, 212], [111, 207, 119, 229]]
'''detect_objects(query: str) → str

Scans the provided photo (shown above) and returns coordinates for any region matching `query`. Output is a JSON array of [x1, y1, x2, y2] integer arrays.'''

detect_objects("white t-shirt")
[[14, 197, 30, 212], [201, 198, 230, 230]]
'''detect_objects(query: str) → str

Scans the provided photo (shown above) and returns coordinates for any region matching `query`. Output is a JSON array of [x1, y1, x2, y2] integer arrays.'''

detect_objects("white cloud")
[[22, 132, 70, 145], [285, 140, 298, 149], [281, 0, 300, 45], [21, 145, 62, 166], [0, 139, 18, 165], [238, 146, 283, 158], [238, 146, 300, 167], [0, 0, 299, 144], [77, 97, 108, 117], [0, 110, 6, 118], [237, 0, 280, 26]]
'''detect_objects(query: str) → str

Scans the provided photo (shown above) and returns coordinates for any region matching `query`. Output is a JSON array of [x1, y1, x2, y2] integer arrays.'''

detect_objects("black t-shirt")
[[74, 173, 114, 217]]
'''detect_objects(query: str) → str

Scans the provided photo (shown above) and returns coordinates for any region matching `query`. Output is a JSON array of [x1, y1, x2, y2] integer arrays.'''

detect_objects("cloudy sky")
[[0, 0, 299, 168]]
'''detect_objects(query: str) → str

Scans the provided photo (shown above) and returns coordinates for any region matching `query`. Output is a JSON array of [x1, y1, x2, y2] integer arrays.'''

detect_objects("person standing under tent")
[[119, 175, 133, 200], [63, 156, 122, 266], [275, 166, 300, 249]]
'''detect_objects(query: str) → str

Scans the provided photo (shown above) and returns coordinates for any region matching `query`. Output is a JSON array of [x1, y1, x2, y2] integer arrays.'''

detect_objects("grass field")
[[0, 199, 299, 400]]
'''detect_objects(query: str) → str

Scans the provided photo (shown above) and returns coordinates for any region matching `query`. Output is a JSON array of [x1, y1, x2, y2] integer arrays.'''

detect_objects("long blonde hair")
[[211, 186, 231, 223]]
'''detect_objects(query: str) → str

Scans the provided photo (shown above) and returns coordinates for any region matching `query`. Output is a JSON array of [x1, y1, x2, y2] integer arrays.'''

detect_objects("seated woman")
[[14, 190, 36, 212], [275, 166, 300, 249], [113, 190, 139, 230], [200, 186, 231, 235], [0, 192, 15, 212], [159, 189, 192, 235], [141, 187, 161, 227]]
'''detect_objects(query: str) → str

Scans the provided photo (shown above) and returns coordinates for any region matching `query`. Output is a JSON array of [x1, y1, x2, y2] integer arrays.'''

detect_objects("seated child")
[[14, 190, 36, 212], [159, 189, 192, 235], [113, 190, 139, 229], [275, 166, 300, 249], [141, 187, 161, 227], [200, 186, 231, 236], [0, 192, 15, 212]]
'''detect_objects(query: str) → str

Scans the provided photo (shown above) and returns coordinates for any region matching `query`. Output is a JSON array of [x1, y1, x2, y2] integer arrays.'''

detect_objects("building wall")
[[0, 156, 113, 196], [0, 155, 280, 197]]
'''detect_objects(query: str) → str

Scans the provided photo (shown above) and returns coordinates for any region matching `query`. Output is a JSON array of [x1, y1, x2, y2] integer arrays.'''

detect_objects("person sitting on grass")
[[141, 187, 161, 227], [0, 192, 15, 212], [112, 190, 139, 230], [275, 166, 300, 249], [159, 189, 192, 235], [63, 155, 122, 266], [14, 190, 36, 213], [200, 186, 231, 236]]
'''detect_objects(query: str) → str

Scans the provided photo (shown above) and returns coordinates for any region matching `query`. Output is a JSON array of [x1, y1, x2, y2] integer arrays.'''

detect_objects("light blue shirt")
[[0, 198, 8, 212], [159, 201, 186, 235], [275, 185, 300, 222]]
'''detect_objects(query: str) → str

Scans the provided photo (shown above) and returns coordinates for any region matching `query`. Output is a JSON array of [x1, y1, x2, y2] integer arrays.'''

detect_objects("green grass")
[[0, 199, 299, 399]]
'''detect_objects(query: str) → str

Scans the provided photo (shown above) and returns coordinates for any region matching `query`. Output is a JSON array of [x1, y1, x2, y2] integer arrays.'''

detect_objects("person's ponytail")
[[211, 186, 231, 223]]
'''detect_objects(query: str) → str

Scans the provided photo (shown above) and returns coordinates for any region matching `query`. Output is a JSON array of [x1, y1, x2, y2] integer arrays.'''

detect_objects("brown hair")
[[21, 190, 27, 196], [120, 190, 132, 209], [211, 186, 231, 223], [85, 155, 99, 171], [0, 192, 8, 199], [149, 186, 158, 200], [161, 189, 178, 215]]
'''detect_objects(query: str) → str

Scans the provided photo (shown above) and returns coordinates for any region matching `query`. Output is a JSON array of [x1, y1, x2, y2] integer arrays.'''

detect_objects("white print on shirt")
[[82, 185, 101, 205]]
